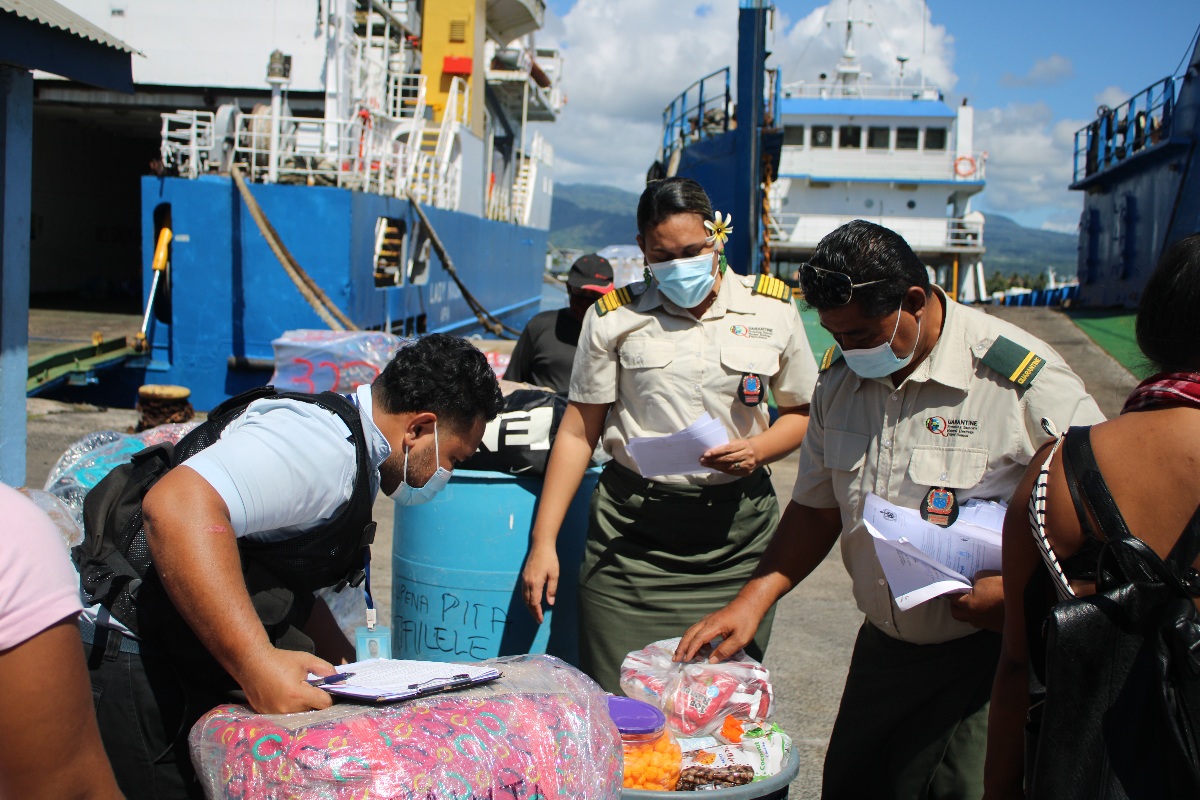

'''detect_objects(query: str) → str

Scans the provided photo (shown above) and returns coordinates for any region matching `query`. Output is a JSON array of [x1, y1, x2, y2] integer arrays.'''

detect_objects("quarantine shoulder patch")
[[981, 336, 1047, 387], [819, 345, 843, 372]]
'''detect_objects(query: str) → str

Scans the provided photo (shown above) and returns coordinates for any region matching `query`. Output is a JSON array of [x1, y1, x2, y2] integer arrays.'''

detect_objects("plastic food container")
[[608, 696, 683, 791]]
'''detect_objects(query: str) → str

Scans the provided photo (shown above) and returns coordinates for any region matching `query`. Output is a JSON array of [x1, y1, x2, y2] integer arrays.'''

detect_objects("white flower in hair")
[[704, 211, 733, 248]]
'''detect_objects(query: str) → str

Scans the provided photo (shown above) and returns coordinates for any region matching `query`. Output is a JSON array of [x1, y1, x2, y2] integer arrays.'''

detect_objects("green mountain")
[[548, 183, 1078, 279], [981, 213, 1078, 279], [549, 184, 640, 251]]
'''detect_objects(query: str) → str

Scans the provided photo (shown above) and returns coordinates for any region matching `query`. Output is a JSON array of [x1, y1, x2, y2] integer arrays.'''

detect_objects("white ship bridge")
[[766, 2, 989, 301]]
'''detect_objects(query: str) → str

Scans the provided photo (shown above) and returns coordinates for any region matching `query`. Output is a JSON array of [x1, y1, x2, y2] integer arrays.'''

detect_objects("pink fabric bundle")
[[190, 656, 622, 799]]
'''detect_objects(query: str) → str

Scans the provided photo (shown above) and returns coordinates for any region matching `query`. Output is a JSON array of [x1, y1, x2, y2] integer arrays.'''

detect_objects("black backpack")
[[1028, 426, 1200, 798], [73, 387, 376, 654]]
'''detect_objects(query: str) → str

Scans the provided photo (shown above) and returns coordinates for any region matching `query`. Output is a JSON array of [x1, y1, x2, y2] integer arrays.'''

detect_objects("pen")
[[408, 673, 470, 690], [307, 672, 354, 687]]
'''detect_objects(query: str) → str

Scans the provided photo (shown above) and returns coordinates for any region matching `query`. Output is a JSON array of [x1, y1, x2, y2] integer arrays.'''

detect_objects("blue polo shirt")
[[84, 384, 392, 635], [184, 384, 391, 541]]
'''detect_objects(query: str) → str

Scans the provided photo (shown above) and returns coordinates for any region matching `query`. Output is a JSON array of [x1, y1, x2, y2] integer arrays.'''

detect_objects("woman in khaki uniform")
[[520, 178, 819, 692]]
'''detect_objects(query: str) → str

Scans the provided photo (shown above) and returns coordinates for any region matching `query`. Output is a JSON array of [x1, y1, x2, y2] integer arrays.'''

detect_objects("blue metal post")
[[0, 67, 32, 487], [731, 3, 768, 274]]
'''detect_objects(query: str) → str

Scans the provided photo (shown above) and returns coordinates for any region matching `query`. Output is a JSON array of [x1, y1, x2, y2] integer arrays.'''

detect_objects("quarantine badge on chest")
[[921, 487, 959, 527]]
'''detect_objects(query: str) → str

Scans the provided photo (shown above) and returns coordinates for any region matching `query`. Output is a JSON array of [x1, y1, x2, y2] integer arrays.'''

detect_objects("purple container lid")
[[607, 696, 666, 736]]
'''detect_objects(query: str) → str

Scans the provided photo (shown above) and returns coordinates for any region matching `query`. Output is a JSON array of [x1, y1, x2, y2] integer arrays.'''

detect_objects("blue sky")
[[537, 0, 1199, 231]]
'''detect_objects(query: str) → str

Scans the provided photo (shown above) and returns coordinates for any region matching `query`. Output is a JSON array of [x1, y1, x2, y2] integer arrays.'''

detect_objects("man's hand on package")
[[674, 597, 764, 664]]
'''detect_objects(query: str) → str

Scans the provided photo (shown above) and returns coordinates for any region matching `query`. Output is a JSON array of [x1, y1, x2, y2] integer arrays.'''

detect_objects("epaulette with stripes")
[[979, 335, 1047, 387], [819, 345, 843, 371], [595, 284, 636, 317], [752, 274, 792, 302]]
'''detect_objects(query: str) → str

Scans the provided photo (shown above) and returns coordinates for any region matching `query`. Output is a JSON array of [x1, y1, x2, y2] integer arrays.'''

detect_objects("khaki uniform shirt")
[[791, 288, 1105, 644], [570, 273, 819, 485]]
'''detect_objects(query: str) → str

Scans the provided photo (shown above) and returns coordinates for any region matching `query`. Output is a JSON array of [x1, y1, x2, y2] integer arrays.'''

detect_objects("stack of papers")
[[308, 659, 501, 704], [625, 414, 730, 478], [863, 493, 1004, 610]]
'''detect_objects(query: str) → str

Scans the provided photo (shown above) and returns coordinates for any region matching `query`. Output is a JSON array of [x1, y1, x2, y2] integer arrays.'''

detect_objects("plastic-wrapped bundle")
[[15, 488, 83, 548], [190, 655, 623, 799], [270, 330, 405, 394], [620, 638, 774, 737], [42, 422, 201, 526]]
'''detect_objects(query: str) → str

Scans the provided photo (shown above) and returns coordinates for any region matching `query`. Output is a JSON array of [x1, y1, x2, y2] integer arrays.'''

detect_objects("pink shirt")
[[0, 483, 83, 651]]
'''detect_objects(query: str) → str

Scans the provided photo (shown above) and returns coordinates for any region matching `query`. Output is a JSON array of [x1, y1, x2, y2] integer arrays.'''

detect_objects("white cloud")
[[537, 0, 739, 189], [973, 103, 1086, 221], [773, 0, 957, 94], [1000, 54, 1074, 88], [1093, 84, 1130, 110]]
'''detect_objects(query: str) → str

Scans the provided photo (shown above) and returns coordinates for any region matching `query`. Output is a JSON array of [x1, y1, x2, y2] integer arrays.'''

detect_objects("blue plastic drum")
[[392, 467, 600, 665]]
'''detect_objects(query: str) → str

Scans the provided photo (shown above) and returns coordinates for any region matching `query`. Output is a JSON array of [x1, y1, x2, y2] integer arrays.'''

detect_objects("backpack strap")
[[1065, 425, 1200, 591], [1062, 426, 1135, 544]]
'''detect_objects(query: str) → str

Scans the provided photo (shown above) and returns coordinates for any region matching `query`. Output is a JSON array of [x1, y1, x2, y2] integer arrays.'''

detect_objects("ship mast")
[[825, 0, 873, 96]]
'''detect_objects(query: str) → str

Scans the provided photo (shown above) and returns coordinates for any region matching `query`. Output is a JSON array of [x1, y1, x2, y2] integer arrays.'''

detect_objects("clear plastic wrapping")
[[620, 637, 775, 737], [189, 655, 623, 799], [42, 422, 201, 527], [270, 330, 406, 394], [15, 487, 84, 547]]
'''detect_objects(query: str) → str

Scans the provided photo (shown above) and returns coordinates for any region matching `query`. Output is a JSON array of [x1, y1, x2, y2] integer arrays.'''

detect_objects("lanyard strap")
[[363, 550, 377, 631]]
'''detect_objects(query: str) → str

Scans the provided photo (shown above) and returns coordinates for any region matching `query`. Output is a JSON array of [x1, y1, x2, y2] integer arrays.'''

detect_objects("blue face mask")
[[840, 303, 921, 379], [389, 421, 452, 506], [649, 251, 717, 308]]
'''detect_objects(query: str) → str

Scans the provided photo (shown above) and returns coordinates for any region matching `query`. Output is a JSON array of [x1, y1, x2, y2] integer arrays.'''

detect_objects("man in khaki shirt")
[[677, 220, 1103, 799]]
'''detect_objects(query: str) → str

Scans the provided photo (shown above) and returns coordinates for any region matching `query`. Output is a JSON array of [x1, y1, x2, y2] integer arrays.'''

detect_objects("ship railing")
[[1072, 75, 1176, 183], [230, 111, 408, 194], [780, 82, 944, 101], [770, 212, 984, 250], [661, 67, 733, 163], [161, 111, 215, 179]]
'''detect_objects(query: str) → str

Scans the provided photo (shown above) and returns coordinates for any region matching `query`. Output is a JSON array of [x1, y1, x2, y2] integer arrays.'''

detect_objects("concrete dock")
[[23, 304, 1137, 799]]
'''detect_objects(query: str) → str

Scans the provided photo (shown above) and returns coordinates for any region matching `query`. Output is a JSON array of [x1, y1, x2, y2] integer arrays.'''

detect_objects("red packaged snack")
[[619, 638, 774, 738]]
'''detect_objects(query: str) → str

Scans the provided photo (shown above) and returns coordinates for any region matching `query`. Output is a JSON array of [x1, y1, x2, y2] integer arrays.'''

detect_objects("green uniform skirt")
[[577, 461, 780, 693]]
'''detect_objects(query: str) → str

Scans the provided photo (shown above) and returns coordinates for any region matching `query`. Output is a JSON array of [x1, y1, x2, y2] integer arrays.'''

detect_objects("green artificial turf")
[[1067, 310, 1155, 380], [798, 303, 837, 361]]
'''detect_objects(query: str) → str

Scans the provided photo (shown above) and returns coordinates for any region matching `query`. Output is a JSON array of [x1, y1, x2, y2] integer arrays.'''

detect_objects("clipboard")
[[308, 659, 503, 704]]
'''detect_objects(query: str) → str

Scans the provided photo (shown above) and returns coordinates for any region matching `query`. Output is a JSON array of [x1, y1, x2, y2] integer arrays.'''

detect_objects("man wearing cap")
[[676, 220, 1104, 800], [504, 254, 614, 393]]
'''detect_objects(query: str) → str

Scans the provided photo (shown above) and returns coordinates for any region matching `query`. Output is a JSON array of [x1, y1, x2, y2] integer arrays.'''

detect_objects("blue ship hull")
[[136, 176, 545, 410], [1071, 37, 1200, 308]]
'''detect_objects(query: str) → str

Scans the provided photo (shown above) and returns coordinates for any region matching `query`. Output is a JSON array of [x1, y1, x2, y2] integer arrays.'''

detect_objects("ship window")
[[867, 126, 890, 149], [374, 216, 407, 288], [810, 181, 832, 188], [896, 127, 919, 149], [839, 125, 862, 148], [811, 126, 833, 148], [925, 128, 947, 150], [449, 19, 467, 43], [784, 126, 805, 146]]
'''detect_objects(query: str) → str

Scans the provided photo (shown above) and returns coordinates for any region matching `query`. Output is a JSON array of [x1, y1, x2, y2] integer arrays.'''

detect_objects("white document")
[[307, 658, 501, 703], [625, 414, 731, 477], [863, 493, 1004, 610]]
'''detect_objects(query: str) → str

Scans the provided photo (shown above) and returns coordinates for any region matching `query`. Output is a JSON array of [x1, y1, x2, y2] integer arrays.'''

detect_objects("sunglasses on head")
[[798, 263, 885, 306]]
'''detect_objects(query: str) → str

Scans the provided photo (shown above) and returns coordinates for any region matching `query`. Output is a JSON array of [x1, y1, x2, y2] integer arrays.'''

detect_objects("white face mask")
[[389, 421, 452, 506], [648, 251, 717, 308], [840, 302, 921, 379]]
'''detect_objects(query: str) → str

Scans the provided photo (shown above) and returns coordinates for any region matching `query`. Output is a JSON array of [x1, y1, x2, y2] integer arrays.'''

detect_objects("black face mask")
[[567, 291, 594, 321]]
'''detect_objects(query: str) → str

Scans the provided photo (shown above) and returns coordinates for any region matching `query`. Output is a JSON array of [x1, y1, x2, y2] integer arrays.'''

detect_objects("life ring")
[[954, 156, 976, 177]]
